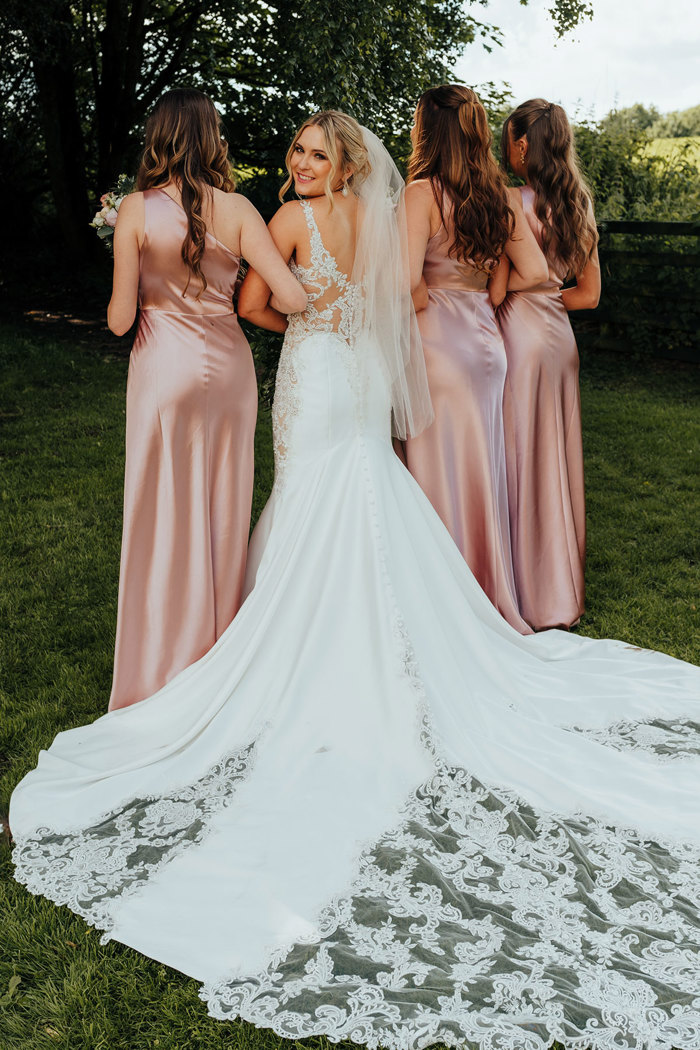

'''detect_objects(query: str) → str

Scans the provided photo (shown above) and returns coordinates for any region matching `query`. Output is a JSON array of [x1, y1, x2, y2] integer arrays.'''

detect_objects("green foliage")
[[650, 104, 700, 139], [574, 118, 700, 220], [0, 0, 593, 253], [645, 137, 700, 169], [598, 103, 660, 136]]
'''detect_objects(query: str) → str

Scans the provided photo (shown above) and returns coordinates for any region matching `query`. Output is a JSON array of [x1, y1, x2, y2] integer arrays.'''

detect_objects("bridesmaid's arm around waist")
[[561, 246, 601, 311], [488, 254, 510, 308], [108, 192, 144, 337], [238, 200, 307, 331], [504, 188, 548, 292]]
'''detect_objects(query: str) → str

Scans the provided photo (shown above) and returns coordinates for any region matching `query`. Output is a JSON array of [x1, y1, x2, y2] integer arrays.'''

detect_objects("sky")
[[453, 0, 700, 121]]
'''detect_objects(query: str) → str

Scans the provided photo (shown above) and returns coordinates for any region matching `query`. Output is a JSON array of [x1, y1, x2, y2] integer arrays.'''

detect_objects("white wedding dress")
[[11, 198, 700, 1050]]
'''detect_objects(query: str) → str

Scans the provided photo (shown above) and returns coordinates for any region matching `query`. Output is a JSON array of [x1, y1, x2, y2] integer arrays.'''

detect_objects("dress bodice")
[[272, 198, 390, 492], [139, 188, 240, 315], [423, 197, 489, 293], [518, 185, 568, 292], [286, 200, 362, 344]]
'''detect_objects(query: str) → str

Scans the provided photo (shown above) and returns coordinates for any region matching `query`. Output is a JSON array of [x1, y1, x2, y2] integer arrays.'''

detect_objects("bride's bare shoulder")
[[269, 199, 307, 234]]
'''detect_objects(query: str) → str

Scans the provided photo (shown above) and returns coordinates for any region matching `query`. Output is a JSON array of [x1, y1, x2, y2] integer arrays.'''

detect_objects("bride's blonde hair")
[[279, 110, 371, 205]]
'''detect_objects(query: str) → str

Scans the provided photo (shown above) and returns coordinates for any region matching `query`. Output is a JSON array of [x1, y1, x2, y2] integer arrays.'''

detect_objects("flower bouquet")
[[90, 174, 135, 248]]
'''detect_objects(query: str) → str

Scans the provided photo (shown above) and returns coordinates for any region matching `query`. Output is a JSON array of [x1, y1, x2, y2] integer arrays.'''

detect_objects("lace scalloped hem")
[[11, 739, 260, 944], [201, 760, 700, 1050]]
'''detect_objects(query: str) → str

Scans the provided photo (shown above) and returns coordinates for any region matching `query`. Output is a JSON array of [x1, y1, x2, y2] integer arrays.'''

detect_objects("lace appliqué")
[[287, 199, 361, 346], [570, 718, 700, 763], [271, 338, 304, 490], [203, 759, 700, 1050], [12, 741, 258, 941], [272, 199, 363, 490]]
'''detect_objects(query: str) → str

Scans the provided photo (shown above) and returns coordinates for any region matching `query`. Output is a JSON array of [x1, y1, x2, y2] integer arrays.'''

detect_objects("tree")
[[1, 0, 594, 259], [649, 103, 700, 139]]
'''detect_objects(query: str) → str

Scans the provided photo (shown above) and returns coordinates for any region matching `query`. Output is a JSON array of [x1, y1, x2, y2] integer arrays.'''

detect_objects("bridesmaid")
[[404, 84, 547, 633], [107, 88, 307, 709], [497, 99, 600, 630]]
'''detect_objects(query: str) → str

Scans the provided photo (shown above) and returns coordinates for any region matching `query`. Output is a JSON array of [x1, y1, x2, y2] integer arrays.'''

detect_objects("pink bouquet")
[[90, 174, 135, 247]]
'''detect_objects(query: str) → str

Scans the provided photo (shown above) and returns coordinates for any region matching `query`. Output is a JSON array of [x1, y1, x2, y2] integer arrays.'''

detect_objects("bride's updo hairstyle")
[[279, 110, 372, 205], [501, 99, 598, 278], [408, 85, 514, 272], [137, 87, 235, 296]]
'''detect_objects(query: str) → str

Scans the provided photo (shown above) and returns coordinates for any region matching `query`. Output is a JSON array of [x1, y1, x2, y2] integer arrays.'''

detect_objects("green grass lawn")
[[1, 322, 698, 1049]]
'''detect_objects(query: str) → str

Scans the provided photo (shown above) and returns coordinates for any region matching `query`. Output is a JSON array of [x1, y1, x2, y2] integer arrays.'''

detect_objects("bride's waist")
[[285, 317, 352, 344]]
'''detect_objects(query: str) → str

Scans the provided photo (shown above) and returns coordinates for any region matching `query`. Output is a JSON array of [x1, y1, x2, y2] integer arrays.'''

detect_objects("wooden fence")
[[571, 220, 700, 363]]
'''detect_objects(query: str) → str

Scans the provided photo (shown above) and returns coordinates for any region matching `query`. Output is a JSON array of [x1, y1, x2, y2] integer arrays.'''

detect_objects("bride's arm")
[[237, 201, 307, 329]]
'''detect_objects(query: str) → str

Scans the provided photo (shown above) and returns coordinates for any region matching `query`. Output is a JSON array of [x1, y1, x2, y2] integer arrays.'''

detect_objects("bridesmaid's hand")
[[561, 245, 601, 312], [488, 255, 510, 308], [412, 278, 429, 312]]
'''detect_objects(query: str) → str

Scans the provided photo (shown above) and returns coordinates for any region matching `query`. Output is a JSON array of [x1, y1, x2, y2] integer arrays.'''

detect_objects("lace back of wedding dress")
[[288, 200, 361, 345]]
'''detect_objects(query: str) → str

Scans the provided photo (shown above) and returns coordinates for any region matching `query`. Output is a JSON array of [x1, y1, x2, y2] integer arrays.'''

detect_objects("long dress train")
[[404, 207, 529, 633], [497, 185, 586, 630], [11, 197, 700, 1050], [109, 188, 258, 710]]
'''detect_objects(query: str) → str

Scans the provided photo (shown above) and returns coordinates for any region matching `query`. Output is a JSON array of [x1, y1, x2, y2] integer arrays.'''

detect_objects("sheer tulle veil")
[[350, 126, 434, 439]]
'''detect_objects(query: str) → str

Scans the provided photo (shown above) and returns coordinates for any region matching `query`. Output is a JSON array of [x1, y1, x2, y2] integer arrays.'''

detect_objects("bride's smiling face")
[[290, 126, 342, 197]]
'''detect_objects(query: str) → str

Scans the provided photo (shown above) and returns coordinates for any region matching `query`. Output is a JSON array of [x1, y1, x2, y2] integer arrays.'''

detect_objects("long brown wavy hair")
[[137, 87, 235, 296], [279, 110, 371, 206], [501, 99, 597, 278], [408, 85, 514, 271]]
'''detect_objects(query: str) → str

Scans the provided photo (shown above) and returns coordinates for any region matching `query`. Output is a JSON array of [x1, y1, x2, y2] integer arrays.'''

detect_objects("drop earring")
[[341, 179, 349, 197]]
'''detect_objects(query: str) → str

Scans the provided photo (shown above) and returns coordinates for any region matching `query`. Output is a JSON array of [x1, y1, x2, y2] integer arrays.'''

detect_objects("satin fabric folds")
[[498, 185, 586, 630], [109, 189, 257, 710], [404, 221, 530, 633]]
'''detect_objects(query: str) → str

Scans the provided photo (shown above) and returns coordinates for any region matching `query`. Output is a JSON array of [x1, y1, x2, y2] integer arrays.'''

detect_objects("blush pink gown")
[[497, 185, 585, 630], [108, 188, 258, 710], [404, 215, 531, 634]]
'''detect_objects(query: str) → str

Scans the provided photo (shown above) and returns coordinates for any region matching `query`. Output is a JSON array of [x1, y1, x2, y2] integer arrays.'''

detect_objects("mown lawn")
[[0, 321, 698, 1049]]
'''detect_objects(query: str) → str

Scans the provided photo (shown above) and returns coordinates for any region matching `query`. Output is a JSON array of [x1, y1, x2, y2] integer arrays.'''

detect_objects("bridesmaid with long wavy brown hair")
[[107, 87, 306, 709], [403, 84, 547, 633], [498, 99, 600, 630]]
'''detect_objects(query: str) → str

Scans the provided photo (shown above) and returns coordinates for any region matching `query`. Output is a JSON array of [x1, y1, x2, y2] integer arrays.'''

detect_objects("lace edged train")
[[12, 739, 261, 943], [201, 755, 700, 1050]]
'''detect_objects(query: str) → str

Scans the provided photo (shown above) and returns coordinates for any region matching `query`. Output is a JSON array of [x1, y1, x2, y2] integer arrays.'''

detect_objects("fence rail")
[[571, 220, 699, 363]]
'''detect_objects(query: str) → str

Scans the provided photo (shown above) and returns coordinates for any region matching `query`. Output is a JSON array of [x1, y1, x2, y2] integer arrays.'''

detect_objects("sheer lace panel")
[[287, 200, 361, 344]]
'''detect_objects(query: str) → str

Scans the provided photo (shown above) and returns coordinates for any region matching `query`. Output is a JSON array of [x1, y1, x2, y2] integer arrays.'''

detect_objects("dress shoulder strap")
[[299, 199, 328, 269]]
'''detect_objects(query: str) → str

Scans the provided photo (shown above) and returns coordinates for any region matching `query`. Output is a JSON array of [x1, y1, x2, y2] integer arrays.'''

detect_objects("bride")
[[10, 111, 700, 1050]]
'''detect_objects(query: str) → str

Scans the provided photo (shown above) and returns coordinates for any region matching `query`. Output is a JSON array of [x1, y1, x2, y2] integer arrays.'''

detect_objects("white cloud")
[[453, 0, 700, 120]]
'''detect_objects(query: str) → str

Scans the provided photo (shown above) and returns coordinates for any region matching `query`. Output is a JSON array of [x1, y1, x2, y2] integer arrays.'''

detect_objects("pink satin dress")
[[497, 185, 585, 630], [108, 188, 258, 710], [404, 217, 531, 634]]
